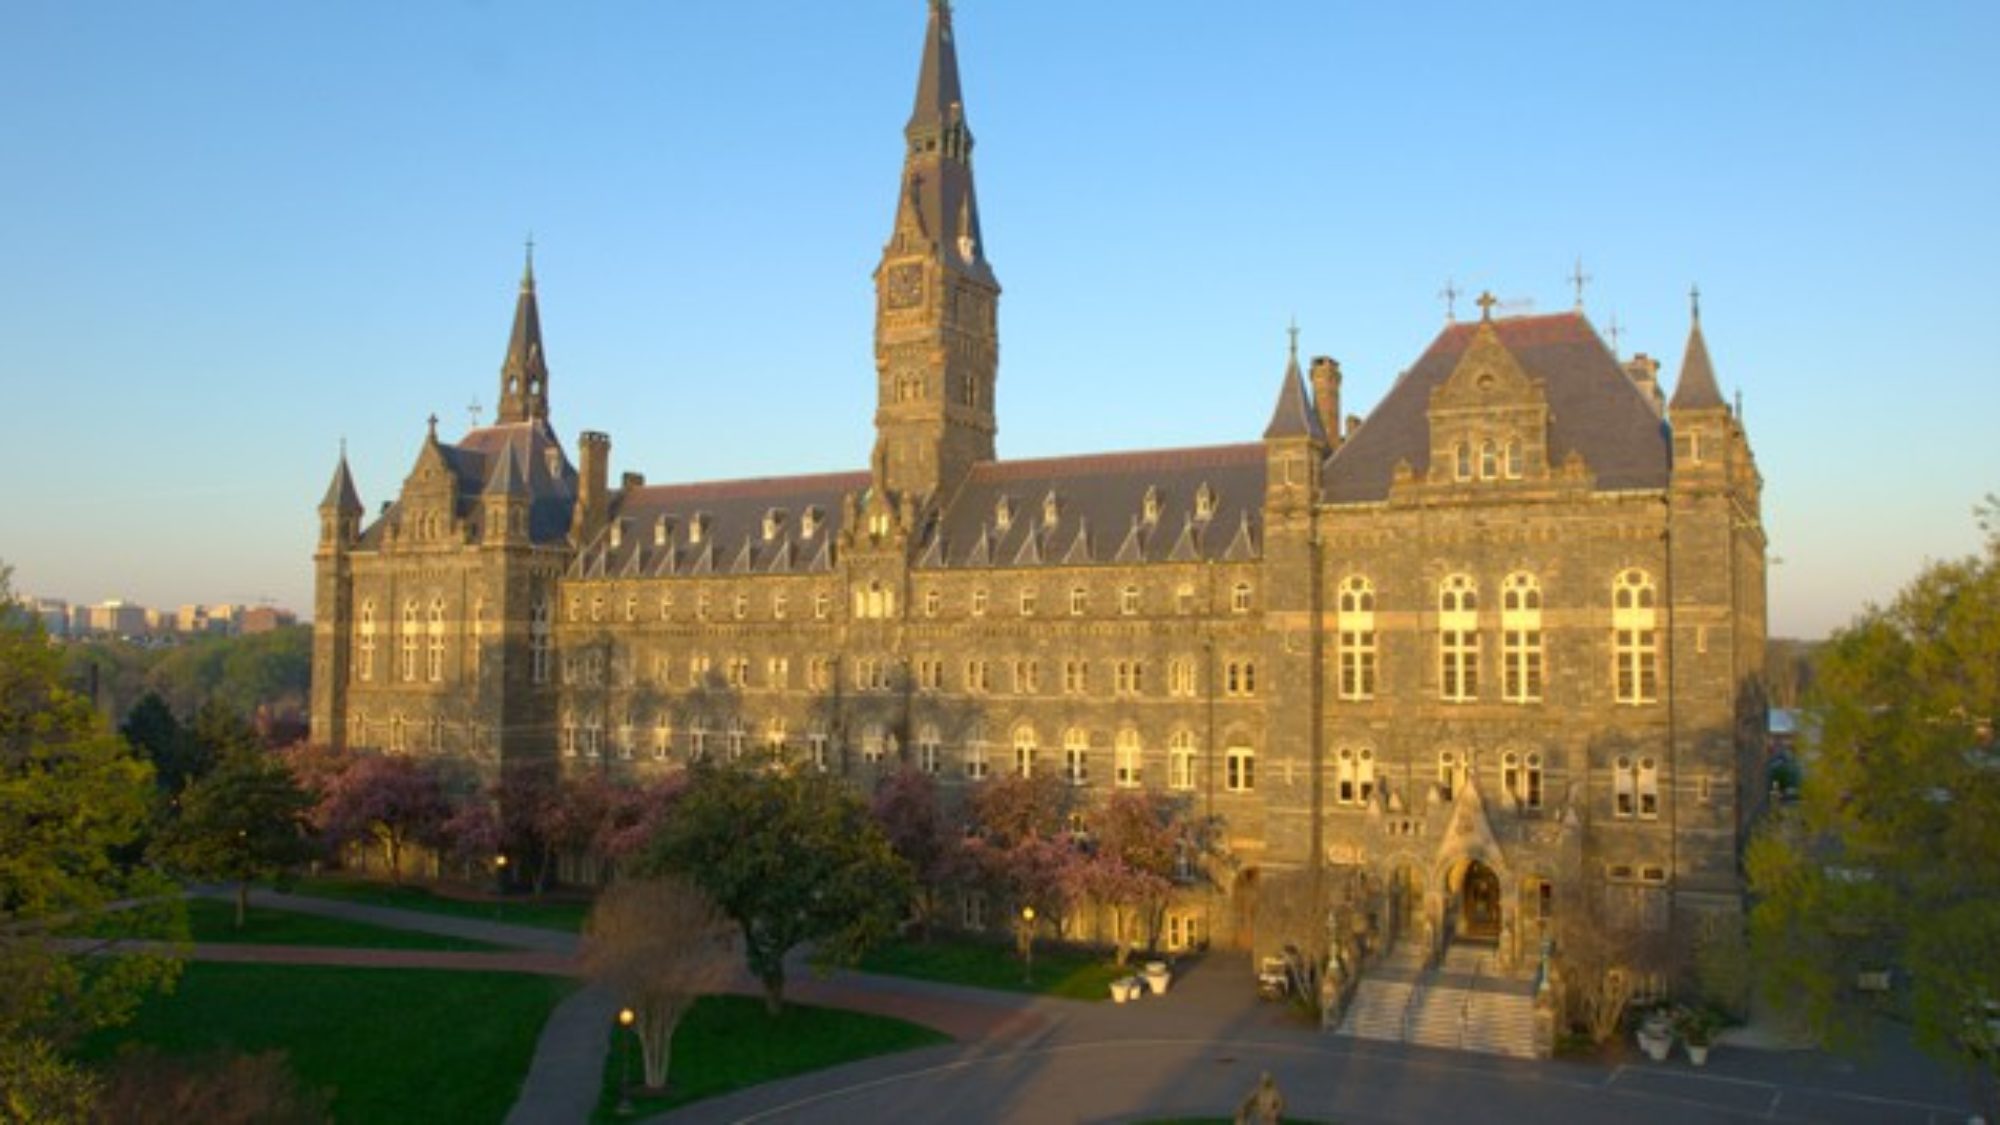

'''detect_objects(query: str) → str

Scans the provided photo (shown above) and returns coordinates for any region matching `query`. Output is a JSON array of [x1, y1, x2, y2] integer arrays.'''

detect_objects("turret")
[[1263, 325, 1328, 508], [317, 446, 363, 552]]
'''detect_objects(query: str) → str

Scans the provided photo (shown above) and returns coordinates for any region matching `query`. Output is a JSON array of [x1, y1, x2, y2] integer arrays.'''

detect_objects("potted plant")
[[1679, 1006, 1721, 1066], [1635, 1004, 1675, 1062]]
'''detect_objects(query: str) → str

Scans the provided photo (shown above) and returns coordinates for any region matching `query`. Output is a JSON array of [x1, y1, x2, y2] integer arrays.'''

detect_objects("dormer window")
[[1194, 483, 1217, 521], [653, 518, 669, 547], [1042, 493, 1060, 528], [763, 509, 786, 542], [543, 447, 561, 478], [689, 514, 708, 545], [802, 507, 822, 538], [995, 497, 1013, 532], [1142, 487, 1162, 525], [609, 521, 623, 549]]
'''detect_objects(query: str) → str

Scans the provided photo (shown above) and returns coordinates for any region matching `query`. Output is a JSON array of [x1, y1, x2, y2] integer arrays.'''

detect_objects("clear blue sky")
[[3, 2, 1994, 639]]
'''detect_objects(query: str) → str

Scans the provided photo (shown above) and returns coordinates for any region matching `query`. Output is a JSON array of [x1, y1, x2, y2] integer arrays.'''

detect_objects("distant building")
[[311, 1, 1767, 1029], [240, 606, 297, 634], [88, 600, 149, 638], [29, 598, 70, 638]]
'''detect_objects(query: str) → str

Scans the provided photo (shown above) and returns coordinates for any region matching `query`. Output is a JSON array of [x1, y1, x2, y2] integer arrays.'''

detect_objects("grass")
[[285, 876, 592, 932], [856, 936, 1131, 1000], [592, 994, 950, 1122], [77, 962, 573, 1125], [182, 896, 505, 951]]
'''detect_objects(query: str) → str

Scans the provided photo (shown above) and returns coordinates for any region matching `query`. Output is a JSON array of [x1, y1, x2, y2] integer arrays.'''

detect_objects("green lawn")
[[593, 994, 949, 1121], [184, 896, 504, 951], [856, 937, 1129, 1000], [285, 876, 592, 932], [77, 963, 574, 1125]]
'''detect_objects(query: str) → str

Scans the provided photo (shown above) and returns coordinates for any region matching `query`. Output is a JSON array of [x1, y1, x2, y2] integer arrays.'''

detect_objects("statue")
[[1234, 1071, 1284, 1125]]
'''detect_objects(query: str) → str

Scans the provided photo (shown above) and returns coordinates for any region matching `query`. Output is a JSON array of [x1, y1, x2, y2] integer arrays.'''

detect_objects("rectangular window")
[[1063, 660, 1088, 695], [1503, 629, 1543, 703], [1115, 660, 1144, 696], [1019, 587, 1037, 616], [767, 656, 789, 689], [1339, 630, 1376, 700], [1225, 661, 1256, 697], [1169, 735, 1196, 791], [1225, 747, 1256, 792], [1440, 630, 1479, 701], [1615, 629, 1659, 704]]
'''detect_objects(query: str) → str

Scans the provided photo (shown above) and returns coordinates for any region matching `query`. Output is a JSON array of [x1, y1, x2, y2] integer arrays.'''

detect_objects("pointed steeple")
[[320, 445, 363, 515], [1263, 323, 1328, 443], [483, 446, 528, 499], [908, 2, 966, 141], [894, 0, 987, 280], [1670, 288, 1726, 412], [496, 242, 550, 425]]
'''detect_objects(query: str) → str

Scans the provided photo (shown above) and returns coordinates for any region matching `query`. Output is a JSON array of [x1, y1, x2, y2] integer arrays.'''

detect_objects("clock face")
[[886, 263, 923, 309]]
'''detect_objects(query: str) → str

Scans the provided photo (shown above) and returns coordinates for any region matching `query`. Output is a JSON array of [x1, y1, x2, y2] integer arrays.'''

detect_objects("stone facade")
[[311, 3, 1766, 979]]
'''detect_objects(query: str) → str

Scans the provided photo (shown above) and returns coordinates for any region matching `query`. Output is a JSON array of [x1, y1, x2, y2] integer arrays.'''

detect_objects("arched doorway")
[[1460, 860, 1501, 944]]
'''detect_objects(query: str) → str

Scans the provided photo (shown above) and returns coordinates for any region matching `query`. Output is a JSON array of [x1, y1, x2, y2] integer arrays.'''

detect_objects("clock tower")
[[872, 0, 1000, 503]]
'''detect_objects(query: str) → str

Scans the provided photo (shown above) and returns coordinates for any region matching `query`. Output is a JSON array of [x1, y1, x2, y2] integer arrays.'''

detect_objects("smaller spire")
[[483, 446, 529, 499], [320, 445, 363, 514], [1263, 324, 1327, 443], [522, 235, 536, 290], [497, 249, 550, 425], [1670, 297, 1727, 412]]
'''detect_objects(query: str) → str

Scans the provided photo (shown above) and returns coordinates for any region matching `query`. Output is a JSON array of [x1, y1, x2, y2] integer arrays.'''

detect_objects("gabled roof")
[[356, 418, 577, 549], [1325, 312, 1669, 502], [920, 443, 1263, 569], [1670, 320, 1727, 412]]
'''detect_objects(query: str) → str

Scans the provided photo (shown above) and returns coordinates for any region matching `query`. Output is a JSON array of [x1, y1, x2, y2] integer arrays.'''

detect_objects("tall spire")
[[895, 0, 988, 281], [496, 241, 549, 425], [908, 2, 965, 140], [1670, 288, 1726, 412]]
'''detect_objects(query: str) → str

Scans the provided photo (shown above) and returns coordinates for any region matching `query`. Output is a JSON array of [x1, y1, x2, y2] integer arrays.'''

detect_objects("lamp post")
[[1018, 905, 1036, 985], [616, 1007, 636, 1116], [494, 853, 509, 895]]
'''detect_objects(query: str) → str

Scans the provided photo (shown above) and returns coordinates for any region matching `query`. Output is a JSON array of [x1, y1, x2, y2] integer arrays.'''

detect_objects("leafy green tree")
[[641, 759, 912, 1013], [1748, 515, 2000, 1116], [0, 564, 182, 1119], [156, 746, 317, 927], [119, 692, 203, 797]]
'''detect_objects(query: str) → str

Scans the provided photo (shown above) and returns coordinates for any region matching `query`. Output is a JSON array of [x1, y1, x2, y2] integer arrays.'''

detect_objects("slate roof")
[[320, 453, 362, 514], [356, 419, 577, 548], [578, 470, 869, 579], [920, 443, 1265, 568], [1324, 312, 1670, 503], [895, 0, 993, 286], [1263, 348, 1328, 443]]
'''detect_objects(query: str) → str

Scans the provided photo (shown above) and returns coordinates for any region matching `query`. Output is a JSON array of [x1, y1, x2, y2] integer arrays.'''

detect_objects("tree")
[[641, 760, 912, 1013], [871, 766, 959, 938], [1080, 791, 1181, 965], [156, 746, 317, 926], [1748, 516, 2000, 1116], [120, 692, 202, 797], [960, 772, 1088, 940], [313, 753, 450, 883], [581, 877, 735, 1091], [0, 563, 182, 1119], [93, 1048, 333, 1125]]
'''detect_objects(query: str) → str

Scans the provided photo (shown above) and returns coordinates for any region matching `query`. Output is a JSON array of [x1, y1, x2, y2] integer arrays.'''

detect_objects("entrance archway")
[[1459, 860, 1501, 943]]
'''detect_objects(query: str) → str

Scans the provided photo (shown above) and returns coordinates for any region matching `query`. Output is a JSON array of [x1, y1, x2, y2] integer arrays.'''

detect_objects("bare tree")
[[581, 876, 737, 1091]]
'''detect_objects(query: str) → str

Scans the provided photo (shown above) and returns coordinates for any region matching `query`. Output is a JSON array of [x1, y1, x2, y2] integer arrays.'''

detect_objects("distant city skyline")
[[4, 2, 1995, 638]]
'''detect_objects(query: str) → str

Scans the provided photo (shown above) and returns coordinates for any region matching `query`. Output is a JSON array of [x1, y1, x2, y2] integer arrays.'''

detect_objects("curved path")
[[193, 890, 1975, 1125]]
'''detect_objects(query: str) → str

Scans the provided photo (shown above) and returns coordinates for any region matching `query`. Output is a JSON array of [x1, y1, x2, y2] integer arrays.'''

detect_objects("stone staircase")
[[1336, 943, 1541, 1059]]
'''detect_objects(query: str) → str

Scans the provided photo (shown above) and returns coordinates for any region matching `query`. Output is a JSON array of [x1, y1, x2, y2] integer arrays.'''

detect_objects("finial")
[[1569, 257, 1591, 310], [1287, 317, 1300, 364], [522, 234, 536, 288], [467, 398, 482, 430], [1690, 283, 1701, 325], [1606, 312, 1623, 358], [1438, 278, 1459, 323], [339, 436, 347, 460], [1476, 290, 1498, 322]]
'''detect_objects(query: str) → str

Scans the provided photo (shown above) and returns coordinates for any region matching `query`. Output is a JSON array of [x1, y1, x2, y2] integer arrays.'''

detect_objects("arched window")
[[1070, 586, 1088, 616], [765, 718, 788, 753], [1438, 575, 1479, 702], [1013, 726, 1038, 778], [860, 723, 885, 763], [1168, 730, 1197, 791], [1338, 576, 1377, 700], [726, 718, 747, 760], [529, 599, 551, 684], [1115, 728, 1142, 788], [1501, 573, 1543, 703], [917, 723, 941, 775], [1505, 439, 1524, 479], [1479, 440, 1499, 480], [426, 598, 446, 683], [964, 724, 989, 781], [1454, 442, 1472, 481], [357, 601, 377, 682], [1613, 569, 1659, 703], [1438, 749, 1463, 802], [1225, 744, 1256, 792], [400, 600, 420, 683], [1502, 750, 1544, 809], [1064, 728, 1090, 786], [1231, 583, 1253, 614]]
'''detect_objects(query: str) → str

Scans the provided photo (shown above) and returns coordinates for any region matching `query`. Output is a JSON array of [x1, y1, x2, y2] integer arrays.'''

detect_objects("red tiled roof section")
[[627, 470, 870, 506], [970, 443, 1263, 483], [1425, 312, 1600, 357]]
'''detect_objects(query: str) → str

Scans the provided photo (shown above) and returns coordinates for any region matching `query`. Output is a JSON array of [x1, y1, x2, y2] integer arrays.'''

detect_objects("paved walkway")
[[178, 890, 1980, 1125]]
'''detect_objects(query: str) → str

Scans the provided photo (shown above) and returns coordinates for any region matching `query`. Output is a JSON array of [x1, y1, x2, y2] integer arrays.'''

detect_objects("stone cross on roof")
[[1476, 290, 1498, 322]]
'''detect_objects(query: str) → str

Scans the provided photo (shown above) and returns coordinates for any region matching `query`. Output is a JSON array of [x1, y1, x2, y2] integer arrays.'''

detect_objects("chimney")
[[621, 471, 646, 491], [1625, 353, 1665, 416], [1309, 357, 1342, 449], [571, 431, 611, 544]]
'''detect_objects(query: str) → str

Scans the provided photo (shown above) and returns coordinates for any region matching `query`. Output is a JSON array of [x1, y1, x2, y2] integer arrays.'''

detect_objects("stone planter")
[[1110, 978, 1139, 1003], [1143, 962, 1171, 995], [1686, 1042, 1710, 1067]]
